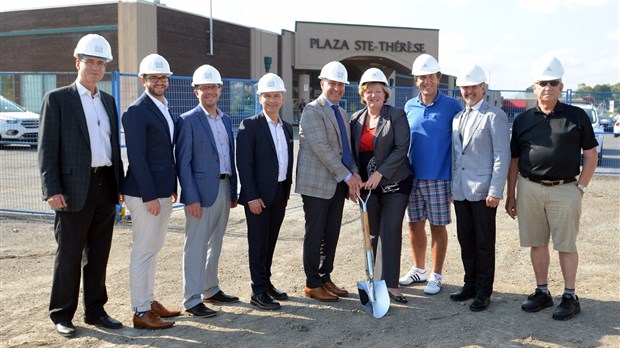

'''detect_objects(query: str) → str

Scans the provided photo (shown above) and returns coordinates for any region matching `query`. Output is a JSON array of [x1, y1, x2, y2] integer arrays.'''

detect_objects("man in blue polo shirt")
[[399, 54, 463, 295]]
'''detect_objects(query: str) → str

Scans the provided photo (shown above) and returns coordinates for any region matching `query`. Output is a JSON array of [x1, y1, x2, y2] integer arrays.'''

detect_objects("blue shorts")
[[406, 179, 451, 225]]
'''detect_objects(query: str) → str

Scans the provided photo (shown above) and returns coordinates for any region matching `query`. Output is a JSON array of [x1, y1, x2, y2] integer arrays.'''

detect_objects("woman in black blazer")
[[350, 68, 412, 303]]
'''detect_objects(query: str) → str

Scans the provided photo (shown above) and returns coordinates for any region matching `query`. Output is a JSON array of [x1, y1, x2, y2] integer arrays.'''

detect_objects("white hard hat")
[[411, 54, 440, 76], [257, 73, 286, 94], [318, 61, 349, 84], [456, 64, 486, 87], [360, 68, 388, 86], [192, 64, 223, 86], [73, 34, 113, 62], [139, 54, 172, 76], [533, 55, 564, 81]]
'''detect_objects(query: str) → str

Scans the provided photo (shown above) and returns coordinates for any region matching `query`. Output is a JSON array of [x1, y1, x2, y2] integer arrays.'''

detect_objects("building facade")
[[1, 0, 451, 122]]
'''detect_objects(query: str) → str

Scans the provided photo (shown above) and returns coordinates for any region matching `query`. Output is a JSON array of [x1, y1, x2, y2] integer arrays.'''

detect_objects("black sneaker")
[[552, 294, 581, 320], [521, 289, 554, 312]]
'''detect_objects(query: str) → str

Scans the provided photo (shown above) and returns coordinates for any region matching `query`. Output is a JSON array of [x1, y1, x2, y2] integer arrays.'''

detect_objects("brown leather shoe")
[[133, 311, 174, 330], [322, 281, 349, 297], [304, 286, 339, 302], [151, 300, 181, 318]]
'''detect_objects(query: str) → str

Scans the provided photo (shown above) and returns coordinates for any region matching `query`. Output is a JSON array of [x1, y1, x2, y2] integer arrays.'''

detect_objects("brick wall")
[[156, 7, 251, 78], [0, 4, 119, 72]]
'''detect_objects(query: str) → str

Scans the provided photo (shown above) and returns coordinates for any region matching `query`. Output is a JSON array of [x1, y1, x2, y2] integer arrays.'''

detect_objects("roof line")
[[0, 25, 118, 37]]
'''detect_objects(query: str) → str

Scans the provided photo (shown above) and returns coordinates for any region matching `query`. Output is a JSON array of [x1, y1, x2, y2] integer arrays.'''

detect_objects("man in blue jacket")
[[176, 65, 239, 317], [121, 54, 181, 330], [237, 73, 294, 310]]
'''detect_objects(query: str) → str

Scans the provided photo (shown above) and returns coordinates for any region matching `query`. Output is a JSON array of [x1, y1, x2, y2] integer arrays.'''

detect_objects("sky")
[[2, 0, 619, 90]]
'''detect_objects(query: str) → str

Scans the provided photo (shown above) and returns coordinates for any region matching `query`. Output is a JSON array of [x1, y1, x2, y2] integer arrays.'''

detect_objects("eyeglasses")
[[146, 76, 169, 83], [80, 59, 106, 68], [196, 85, 220, 92], [537, 80, 561, 87], [364, 89, 384, 96]]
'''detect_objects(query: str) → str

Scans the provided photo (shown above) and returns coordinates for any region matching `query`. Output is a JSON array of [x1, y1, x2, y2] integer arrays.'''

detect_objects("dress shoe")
[[521, 289, 554, 312], [251, 292, 281, 310], [204, 290, 240, 303], [151, 300, 181, 318], [388, 291, 408, 304], [469, 296, 491, 312], [84, 314, 123, 329], [450, 288, 476, 302], [322, 281, 349, 297], [268, 286, 289, 301], [304, 286, 339, 302], [55, 321, 76, 337], [185, 303, 217, 317], [133, 311, 174, 330], [552, 294, 580, 321]]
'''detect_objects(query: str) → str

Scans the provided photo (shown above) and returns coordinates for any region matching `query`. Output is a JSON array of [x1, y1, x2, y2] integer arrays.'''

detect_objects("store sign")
[[309, 38, 426, 53]]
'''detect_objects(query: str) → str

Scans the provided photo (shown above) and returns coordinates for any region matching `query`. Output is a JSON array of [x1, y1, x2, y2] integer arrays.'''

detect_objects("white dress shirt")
[[146, 92, 174, 143], [76, 82, 112, 167], [265, 115, 288, 182]]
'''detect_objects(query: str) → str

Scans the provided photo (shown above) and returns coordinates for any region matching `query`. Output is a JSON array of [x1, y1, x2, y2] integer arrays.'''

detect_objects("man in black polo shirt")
[[505, 55, 597, 321]]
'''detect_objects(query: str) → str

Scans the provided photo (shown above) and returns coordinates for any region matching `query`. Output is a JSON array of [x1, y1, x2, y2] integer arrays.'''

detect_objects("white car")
[[573, 103, 604, 164], [613, 115, 620, 137], [0, 96, 39, 148]]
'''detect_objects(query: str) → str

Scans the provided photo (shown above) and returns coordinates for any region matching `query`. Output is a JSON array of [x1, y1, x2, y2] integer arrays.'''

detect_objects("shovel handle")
[[362, 211, 372, 251], [357, 191, 373, 251]]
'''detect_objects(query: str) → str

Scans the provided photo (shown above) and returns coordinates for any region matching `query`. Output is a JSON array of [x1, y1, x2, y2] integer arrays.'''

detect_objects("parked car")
[[573, 102, 603, 164], [599, 115, 615, 133], [0, 96, 39, 148], [614, 116, 620, 137]]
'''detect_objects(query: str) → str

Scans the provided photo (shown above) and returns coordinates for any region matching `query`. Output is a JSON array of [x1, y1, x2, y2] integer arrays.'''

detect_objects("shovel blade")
[[357, 279, 390, 319]]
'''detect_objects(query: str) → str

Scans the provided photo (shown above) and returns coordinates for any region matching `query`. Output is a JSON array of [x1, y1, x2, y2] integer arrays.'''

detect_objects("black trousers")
[[453, 200, 497, 297], [49, 168, 117, 324], [302, 182, 347, 288], [365, 190, 409, 288], [245, 183, 288, 294]]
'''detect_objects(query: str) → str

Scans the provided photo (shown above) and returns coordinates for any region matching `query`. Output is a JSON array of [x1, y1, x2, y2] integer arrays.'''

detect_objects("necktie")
[[459, 108, 472, 140], [331, 104, 353, 167]]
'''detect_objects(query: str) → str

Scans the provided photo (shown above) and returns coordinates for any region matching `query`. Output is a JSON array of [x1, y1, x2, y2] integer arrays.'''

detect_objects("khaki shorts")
[[516, 176, 582, 252]]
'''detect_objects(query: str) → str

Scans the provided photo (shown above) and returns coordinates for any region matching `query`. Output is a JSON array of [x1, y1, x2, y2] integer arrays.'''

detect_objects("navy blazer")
[[175, 105, 238, 207], [236, 112, 294, 206], [39, 83, 124, 211], [121, 92, 177, 201]]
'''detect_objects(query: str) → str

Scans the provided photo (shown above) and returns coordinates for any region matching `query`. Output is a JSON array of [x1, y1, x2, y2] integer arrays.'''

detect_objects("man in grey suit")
[[176, 64, 239, 318], [449, 64, 510, 311], [296, 61, 362, 302], [39, 34, 124, 337]]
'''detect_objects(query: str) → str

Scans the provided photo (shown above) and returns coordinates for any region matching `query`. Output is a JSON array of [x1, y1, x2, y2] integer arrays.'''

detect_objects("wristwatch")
[[576, 183, 587, 193]]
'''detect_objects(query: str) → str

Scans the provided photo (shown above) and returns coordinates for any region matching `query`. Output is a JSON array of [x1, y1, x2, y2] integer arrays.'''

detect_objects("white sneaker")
[[424, 277, 442, 295], [398, 267, 427, 286]]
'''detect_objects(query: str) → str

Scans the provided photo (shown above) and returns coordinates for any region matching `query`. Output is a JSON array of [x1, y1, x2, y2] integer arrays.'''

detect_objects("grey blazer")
[[451, 100, 510, 201], [295, 95, 358, 199], [38, 83, 124, 212], [350, 104, 411, 185]]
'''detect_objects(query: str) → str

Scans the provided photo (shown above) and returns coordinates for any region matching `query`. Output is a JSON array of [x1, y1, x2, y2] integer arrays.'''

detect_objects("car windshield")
[[582, 109, 595, 124], [573, 104, 596, 124], [0, 96, 27, 113]]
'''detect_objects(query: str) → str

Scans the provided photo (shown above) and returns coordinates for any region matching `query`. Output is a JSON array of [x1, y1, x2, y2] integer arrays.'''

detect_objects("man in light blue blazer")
[[175, 65, 239, 318], [449, 64, 510, 312]]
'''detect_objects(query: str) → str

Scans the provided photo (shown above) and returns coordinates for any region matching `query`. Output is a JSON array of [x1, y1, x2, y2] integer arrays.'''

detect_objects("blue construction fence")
[[0, 71, 618, 215]]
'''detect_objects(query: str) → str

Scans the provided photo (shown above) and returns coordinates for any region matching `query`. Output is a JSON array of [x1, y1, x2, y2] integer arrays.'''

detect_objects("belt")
[[520, 173, 576, 186], [91, 166, 109, 173], [277, 181, 286, 185], [219, 174, 230, 179]]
